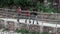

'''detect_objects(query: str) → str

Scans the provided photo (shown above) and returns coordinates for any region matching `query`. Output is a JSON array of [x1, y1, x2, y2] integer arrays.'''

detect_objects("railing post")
[[4, 20, 7, 28]]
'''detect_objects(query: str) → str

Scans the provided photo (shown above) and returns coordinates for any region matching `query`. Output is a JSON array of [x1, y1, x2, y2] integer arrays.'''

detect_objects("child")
[[33, 8, 38, 24], [16, 7, 22, 22], [25, 8, 31, 23]]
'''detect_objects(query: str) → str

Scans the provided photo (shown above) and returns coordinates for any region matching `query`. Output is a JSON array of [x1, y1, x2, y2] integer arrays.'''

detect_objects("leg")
[[25, 19, 27, 23], [36, 16, 38, 24], [28, 16, 31, 23], [33, 15, 35, 24], [25, 16, 31, 23], [25, 16, 28, 23], [17, 14, 20, 22], [17, 18, 19, 22], [32, 18, 34, 24]]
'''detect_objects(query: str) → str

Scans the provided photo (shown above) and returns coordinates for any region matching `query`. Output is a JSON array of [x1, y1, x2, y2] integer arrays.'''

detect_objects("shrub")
[[2, 28, 9, 32]]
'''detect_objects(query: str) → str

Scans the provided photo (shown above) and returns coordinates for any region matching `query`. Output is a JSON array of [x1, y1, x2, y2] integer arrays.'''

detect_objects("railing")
[[0, 8, 60, 34], [0, 8, 60, 23]]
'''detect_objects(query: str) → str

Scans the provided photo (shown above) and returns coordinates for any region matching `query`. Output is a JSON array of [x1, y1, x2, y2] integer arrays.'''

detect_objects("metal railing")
[[0, 8, 60, 34], [0, 8, 60, 23]]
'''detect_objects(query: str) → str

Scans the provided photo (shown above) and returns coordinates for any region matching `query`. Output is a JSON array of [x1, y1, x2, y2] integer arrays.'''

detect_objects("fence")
[[0, 8, 60, 34]]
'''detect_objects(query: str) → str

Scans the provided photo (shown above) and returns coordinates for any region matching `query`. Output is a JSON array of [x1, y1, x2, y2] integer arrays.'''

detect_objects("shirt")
[[25, 11, 30, 17], [17, 8, 22, 14], [33, 11, 37, 15]]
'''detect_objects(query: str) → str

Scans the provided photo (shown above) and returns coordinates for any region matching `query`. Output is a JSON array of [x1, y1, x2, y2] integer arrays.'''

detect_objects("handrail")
[[0, 8, 60, 23], [0, 8, 58, 14]]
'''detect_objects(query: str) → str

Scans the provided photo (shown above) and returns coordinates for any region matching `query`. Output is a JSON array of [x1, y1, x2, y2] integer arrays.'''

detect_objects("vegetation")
[[15, 29, 39, 34], [2, 28, 9, 32], [15, 29, 29, 34], [0, 0, 33, 8], [0, 0, 60, 13], [41, 32, 48, 34]]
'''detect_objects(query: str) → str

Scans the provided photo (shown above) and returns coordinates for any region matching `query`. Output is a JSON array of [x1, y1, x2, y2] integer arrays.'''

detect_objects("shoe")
[[37, 22, 38, 24], [29, 21, 31, 23]]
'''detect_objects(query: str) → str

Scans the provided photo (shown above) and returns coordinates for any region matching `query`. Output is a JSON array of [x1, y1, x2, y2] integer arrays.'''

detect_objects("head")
[[26, 7, 29, 11], [33, 8, 37, 11]]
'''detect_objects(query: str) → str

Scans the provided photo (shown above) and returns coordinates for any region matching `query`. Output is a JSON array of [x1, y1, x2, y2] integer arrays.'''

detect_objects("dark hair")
[[25, 7, 29, 10]]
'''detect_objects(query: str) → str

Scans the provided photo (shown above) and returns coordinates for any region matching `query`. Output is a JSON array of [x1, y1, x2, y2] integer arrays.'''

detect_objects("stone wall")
[[2, 21, 40, 32], [29, 24, 40, 32], [6, 21, 15, 31], [18, 23, 40, 32]]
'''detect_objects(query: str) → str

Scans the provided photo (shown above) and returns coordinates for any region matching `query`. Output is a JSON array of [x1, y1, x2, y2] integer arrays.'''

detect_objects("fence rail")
[[0, 8, 60, 23], [0, 8, 60, 34]]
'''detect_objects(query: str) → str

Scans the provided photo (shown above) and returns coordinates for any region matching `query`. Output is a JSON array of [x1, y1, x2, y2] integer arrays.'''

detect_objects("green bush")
[[37, 1, 44, 12], [15, 29, 29, 34], [29, 32, 39, 34], [41, 32, 48, 34], [0, 0, 33, 8], [2, 28, 9, 32], [0, 0, 60, 13], [15, 29, 40, 34], [15, 29, 21, 33]]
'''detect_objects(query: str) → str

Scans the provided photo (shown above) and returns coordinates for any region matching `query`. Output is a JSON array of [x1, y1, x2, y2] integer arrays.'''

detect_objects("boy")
[[33, 8, 38, 24], [16, 7, 22, 22]]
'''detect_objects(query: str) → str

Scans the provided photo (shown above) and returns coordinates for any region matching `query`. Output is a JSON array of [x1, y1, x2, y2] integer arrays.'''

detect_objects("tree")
[[0, 0, 33, 8], [37, 1, 44, 12]]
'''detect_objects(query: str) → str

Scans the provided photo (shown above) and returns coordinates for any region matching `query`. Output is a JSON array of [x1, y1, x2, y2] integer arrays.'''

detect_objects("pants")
[[17, 14, 21, 22], [25, 16, 31, 23], [32, 15, 38, 24]]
